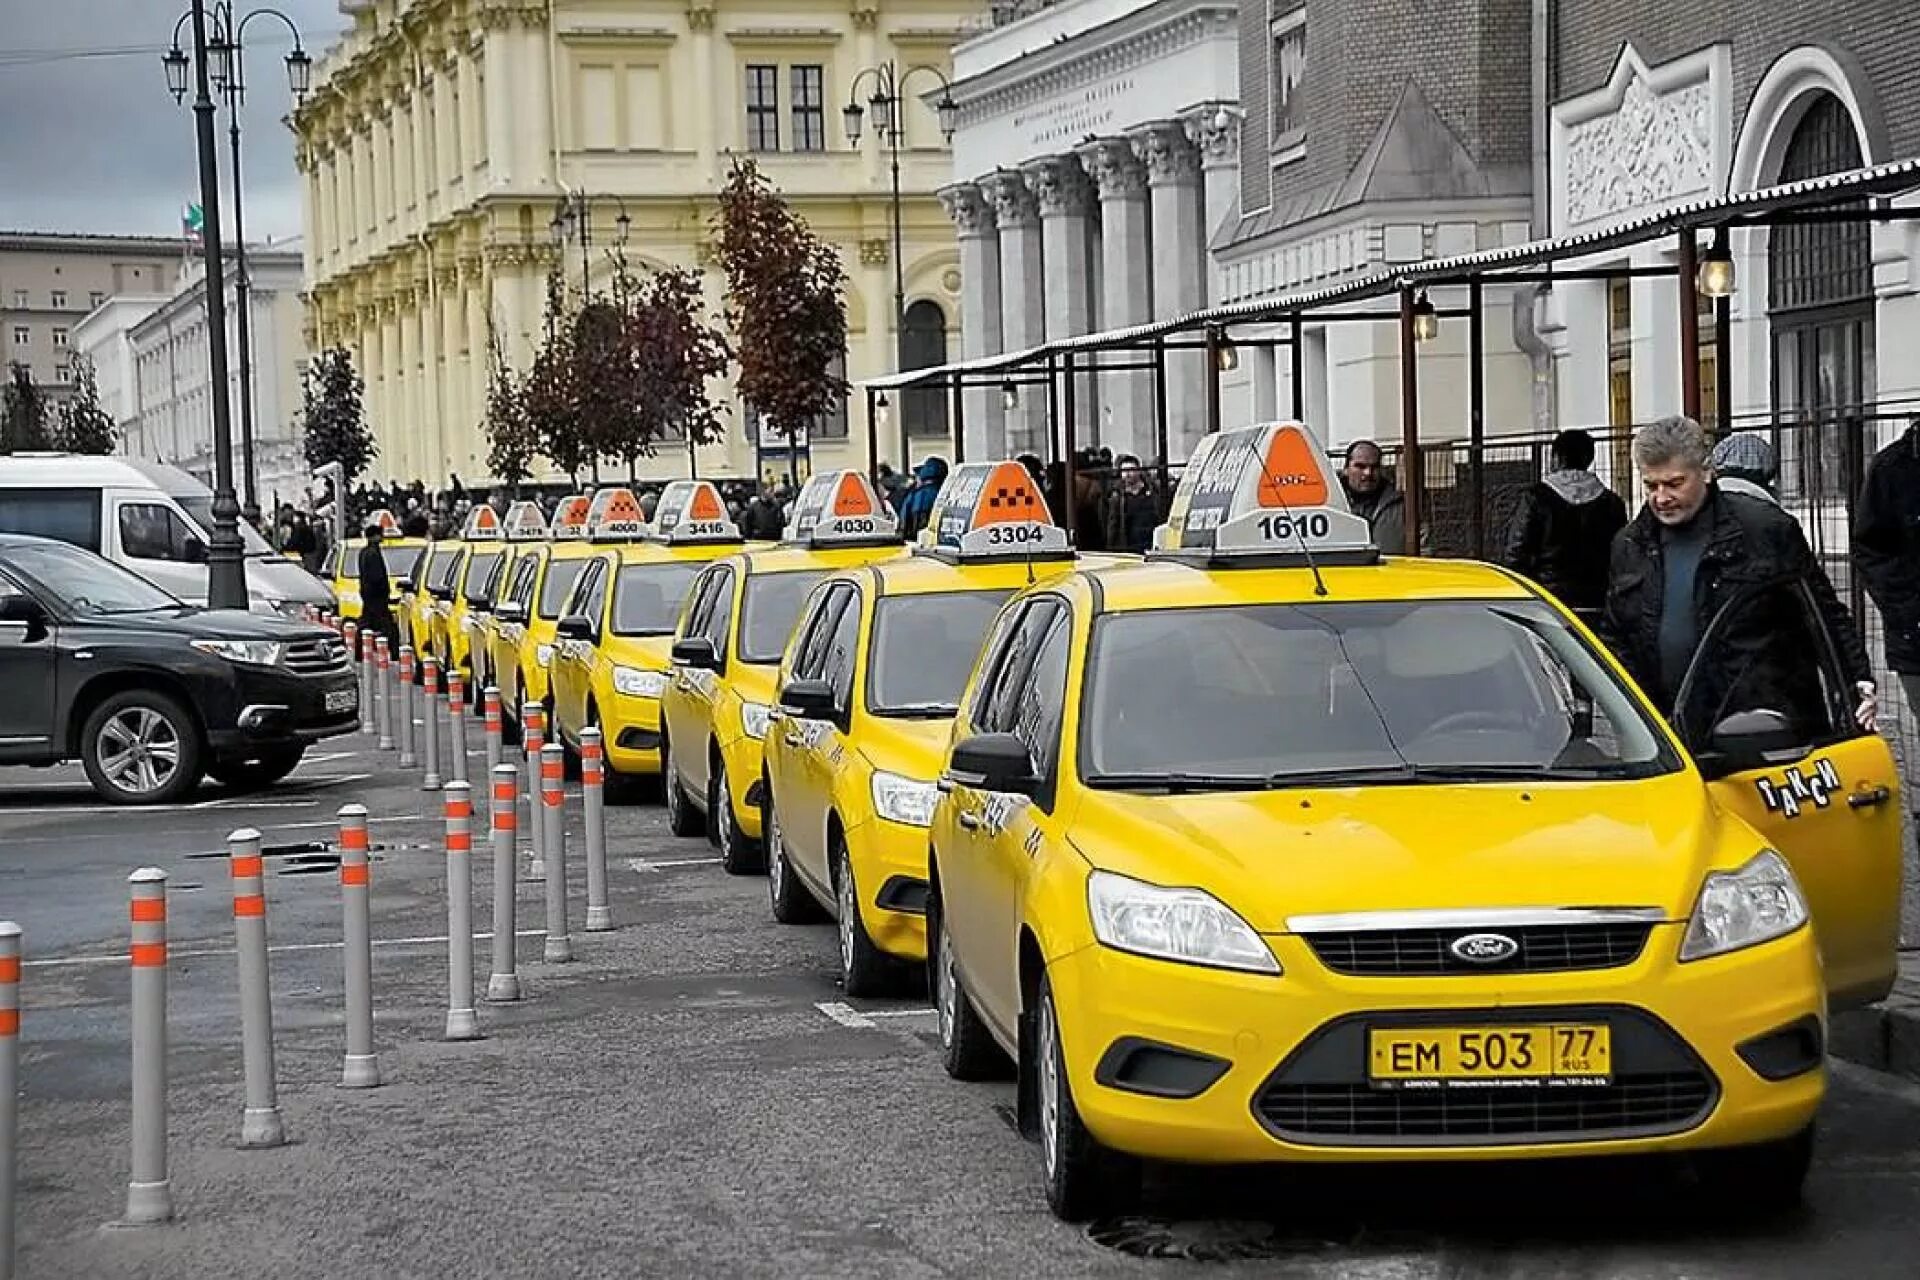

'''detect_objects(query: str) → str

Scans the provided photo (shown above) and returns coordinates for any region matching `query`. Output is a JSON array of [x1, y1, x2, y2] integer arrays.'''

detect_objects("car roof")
[[1082, 556, 1538, 613], [869, 550, 1079, 598], [736, 543, 907, 577], [0, 453, 210, 494]]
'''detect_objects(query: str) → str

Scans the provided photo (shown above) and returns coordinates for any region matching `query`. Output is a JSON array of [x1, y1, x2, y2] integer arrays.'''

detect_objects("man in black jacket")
[[1501, 428, 1627, 614], [1853, 419, 1920, 718], [1600, 416, 1876, 735], [357, 524, 398, 654]]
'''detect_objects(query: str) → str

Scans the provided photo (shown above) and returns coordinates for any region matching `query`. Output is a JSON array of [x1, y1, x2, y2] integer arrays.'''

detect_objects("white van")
[[0, 455, 333, 616]]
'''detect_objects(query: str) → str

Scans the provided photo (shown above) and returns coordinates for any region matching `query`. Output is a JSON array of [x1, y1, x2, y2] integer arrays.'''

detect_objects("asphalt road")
[[5, 728, 1920, 1278]]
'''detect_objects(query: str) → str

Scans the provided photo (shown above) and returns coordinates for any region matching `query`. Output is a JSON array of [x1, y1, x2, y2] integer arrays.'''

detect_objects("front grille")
[[284, 638, 349, 675], [1257, 1073, 1714, 1142], [1304, 924, 1652, 976]]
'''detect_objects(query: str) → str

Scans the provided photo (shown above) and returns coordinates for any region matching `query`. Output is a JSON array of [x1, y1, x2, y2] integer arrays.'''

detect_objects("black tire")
[[931, 891, 1008, 1081], [1034, 973, 1140, 1222], [1694, 1126, 1814, 1216], [834, 835, 898, 998], [663, 732, 704, 837], [80, 689, 205, 805], [712, 756, 764, 875], [767, 798, 825, 924], [206, 747, 306, 792]]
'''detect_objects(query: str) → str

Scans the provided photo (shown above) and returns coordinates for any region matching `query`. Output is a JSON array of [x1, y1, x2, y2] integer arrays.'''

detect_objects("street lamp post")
[[550, 192, 632, 301], [166, 5, 308, 535], [844, 62, 957, 471]]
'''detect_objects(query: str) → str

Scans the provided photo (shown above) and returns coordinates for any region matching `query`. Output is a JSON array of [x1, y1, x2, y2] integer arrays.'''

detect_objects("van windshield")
[[175, 496, 273, 555]]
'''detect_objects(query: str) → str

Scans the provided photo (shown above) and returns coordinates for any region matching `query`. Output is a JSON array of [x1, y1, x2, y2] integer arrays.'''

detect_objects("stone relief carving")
[[860, 239, 890, 267], [981, 170, 1039, 229], [1129, 122, 1199, 185], [936, 183, 997, 236], [1021, 156, 1093, 217], [1074, 137, 1147, 200], [1182, 106, 1241, 167], [1564, 72, 1714, 226]]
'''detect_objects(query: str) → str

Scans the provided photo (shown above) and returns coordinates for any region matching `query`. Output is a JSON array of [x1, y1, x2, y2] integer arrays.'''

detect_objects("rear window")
[[0, 489, 102, 552]]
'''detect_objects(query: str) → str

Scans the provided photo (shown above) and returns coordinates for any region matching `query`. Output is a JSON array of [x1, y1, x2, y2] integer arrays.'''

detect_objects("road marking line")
[[624, 856, 721, 872], [815, 1001, 875, 1029], [0, 798, 325, 817], [22, 929, 549, 969], [863, 1007, 935, 1019]]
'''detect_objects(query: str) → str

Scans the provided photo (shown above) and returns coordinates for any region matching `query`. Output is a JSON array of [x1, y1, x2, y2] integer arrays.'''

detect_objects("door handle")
[[957, 811, 981, 831], [1848, 785, 1893, 810], [783, 732, 803, 748]]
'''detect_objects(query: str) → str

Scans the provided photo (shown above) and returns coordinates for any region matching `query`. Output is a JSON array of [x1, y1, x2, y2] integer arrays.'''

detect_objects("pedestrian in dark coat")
[[1853, 419, 1920, 717], [1501, 428, 1627, 613], [357, 524, 399, 653]]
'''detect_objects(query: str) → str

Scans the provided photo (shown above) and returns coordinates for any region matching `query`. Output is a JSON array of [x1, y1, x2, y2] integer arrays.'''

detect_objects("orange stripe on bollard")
[[0, 1008, 17, 1035], [447, 798, 473, 819], [231, 855, 264, 878], [130, 942, 167, 968], [130, 898, 166, 923], [340, 828, 370, 852], [0, 955, 18, 982], [448, 832, 472, 853], [233, 895, 265, 918], [541, 759, 563, 780], [492, 812, 515, 831], [340, 862, 370, 887]]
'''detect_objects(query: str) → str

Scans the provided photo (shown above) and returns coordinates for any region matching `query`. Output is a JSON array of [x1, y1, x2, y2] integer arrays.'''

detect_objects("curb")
[[1831, 991, 1920, 1084]]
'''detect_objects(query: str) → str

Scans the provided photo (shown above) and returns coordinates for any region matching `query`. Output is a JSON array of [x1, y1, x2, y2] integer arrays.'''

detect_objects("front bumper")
[[203, 664, 359, 754], [719, 731, 769, 839], [1043, 924, 1825, 1165], [606, 696, 665, 776], [847, 816, 931, 962]]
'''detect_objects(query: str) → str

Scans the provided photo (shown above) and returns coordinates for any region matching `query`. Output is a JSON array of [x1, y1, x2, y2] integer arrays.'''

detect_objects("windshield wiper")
[[875, 702, 958, 719], [1401, 763, 1615, 782], [1085, 771, 1273, 793]]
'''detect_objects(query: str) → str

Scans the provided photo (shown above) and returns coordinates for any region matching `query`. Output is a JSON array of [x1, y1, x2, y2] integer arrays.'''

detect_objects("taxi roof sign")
[[921, 459, 1070, 560], [1151, 421, 1377, 564], [363, 508, 402, 537], [783, 470, 900, 545], [461, 503, 503, 541], [549, 494, 593, 541], [651, 479, 743, 545], [586, 486, 649, 541], [503, 500, 548, 541]]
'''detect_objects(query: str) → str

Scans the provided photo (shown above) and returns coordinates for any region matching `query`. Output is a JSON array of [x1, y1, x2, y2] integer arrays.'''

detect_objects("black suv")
[[0, 534, 358, 803]]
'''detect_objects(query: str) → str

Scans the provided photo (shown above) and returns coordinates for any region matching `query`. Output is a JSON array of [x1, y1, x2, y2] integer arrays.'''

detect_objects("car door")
[[553, 556, 606, 735], [113, 498, 207, 603], [774, 583, 852, 888], [665, 568, 722, 800], [943, 598, 1064, 1034], [499, 550, 541, 710], [0, 570, 57, 758], [1673, 577, 1903, 1010]]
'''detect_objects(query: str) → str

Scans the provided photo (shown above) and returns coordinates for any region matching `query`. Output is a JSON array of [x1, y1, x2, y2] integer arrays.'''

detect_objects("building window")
[[49, 290, 66, 309], [51, 328, 68, 348], [54, 365, 70, 385], [1607, 278, 1632, 427], [10, 290, 25, 308], [791, 65, 826, 153], [901, 300, 950, 437], [814, 351, 849, 438], [1269, 4, 1306, 160], [10, 326, 26, 346], [746, 65, 780, 152], [89, 291, 105, 309]]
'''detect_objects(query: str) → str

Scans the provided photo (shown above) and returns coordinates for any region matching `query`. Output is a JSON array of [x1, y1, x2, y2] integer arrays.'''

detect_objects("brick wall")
[[1555, 0, 1920, 165]]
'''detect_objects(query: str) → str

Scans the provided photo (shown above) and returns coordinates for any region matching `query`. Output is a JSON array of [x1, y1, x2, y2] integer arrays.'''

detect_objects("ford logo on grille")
[[1449, 932, 1519, 964]]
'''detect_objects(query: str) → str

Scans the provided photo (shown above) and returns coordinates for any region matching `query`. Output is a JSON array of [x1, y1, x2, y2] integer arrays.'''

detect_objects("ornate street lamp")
[[1411, 290, 1440, 344], [1697, 231, 1736, 299]]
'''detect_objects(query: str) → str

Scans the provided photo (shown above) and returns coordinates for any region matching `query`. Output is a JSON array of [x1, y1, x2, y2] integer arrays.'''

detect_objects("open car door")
[[1674, 577, 1902, 1010]]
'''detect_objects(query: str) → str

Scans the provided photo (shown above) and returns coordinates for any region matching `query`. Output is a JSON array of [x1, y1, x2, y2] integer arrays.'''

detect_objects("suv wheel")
[[81, 690, 204, 805]]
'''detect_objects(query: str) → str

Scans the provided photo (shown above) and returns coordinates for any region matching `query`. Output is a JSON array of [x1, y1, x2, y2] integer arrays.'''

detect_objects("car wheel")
[[1034, 972, 1140, 1222], [1695, 1126, 1815, 1216], [932, 894, 1008, 1080], [81, 690, 204, 805], [712, 757, 764, 876], [206, 747, 306, 793], [767, 800, 824, 924], [663, 733, 704, 838], [833, 835, 896, 998]]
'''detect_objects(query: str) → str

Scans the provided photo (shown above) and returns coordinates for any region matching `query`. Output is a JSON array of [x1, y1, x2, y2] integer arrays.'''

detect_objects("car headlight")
[[1086, 869, 1280, 974], [535, 643, 554, 668], [190, 638, 284, 667], [740, 701, 772, 741], [1678, 849, 1809, 962], [871, 770, 937, 827], [613, 666, 669, 699]]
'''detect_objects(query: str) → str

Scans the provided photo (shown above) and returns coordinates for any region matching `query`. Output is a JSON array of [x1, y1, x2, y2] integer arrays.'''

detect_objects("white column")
[[982, 171, 1045, 456], [1023, 155, 1096, 446], [1629, 241, 1681, 424], [1077, 138, 1153, 459], [937, 182, 1004, 459], [1248, 339, 1279, 422], [1185, 107, 1242, 305], [1131, 121, 1207, 460]]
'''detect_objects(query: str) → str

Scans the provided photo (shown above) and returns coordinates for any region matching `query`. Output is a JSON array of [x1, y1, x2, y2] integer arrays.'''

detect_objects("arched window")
[[900, 299, 949, 438], [1768, 92, 1874, 501]]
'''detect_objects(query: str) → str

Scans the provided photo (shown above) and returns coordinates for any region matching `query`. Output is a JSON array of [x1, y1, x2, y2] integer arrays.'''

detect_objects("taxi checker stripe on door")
[[972, 461, 1047, 526]]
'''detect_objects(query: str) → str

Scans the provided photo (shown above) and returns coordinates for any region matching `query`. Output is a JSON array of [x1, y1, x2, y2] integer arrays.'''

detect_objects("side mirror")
[[183, 537, 209, 565], [947, 732, 1038, 798], [672, 635, 721, 672], [1697, 709, 1807, 779], [0, 595, 47, 628], [430, 585, 455, 602], [555, 613, 596, 643], [495, 599, 528, 624], [396, 576, 416, 593], [777, 676, 838, 723]]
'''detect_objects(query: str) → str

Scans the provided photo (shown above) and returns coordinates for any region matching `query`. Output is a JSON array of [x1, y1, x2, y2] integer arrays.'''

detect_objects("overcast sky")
[[0, 0, 349, 242]]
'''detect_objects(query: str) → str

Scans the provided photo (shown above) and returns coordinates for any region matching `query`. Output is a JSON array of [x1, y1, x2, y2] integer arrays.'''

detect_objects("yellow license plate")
[[1369, 1024, 1611, 1088]]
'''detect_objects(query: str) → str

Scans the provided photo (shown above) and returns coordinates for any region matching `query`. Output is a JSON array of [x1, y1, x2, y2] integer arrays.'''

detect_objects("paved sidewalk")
[[1833, 952, 1920, 1084]]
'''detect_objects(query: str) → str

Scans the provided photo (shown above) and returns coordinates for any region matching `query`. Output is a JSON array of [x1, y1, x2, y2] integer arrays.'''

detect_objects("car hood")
[[855, 715, 953, 784], [77, 607, 331, 643], [245, 555, 333, 604], [1072, 772, 1714, 933]]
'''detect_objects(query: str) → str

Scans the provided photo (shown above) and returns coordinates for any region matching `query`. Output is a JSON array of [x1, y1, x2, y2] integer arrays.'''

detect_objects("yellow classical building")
[[292, 0, 974, 486]]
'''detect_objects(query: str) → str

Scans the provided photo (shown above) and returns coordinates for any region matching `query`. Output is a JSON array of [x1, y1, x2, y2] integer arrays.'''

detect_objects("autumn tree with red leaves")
[[482, 322, 537, 492], [627, 265, 730, 468]]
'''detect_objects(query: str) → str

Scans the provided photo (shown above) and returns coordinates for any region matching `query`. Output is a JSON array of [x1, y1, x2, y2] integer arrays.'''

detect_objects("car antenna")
[[1249, 444, 1330, 598]]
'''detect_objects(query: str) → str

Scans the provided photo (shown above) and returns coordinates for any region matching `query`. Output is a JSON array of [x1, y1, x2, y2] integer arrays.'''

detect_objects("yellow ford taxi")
[[505, 494, 596, 722], [326, 508, 426, 623], [761, 460, 1110, 997], [549, 482, 742, 782], [926, 421, 1902, 1221], [659, 470, 909, 873], [475, 501, 556, 706], [444, 504, 510, 695]]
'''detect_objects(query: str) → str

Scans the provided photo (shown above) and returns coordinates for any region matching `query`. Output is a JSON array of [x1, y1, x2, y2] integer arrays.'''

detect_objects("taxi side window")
[[963, 604, 1025, 728], [509, 554, 539, 607], [583, 558, 614, 626], [678, 569, 718, 640], [703, 567, 737, 659], [792, 584, 851, 680], [821, 587, 862, 711], [977, 599, 1064, 736], [567, 559, 606, 621], [1011, 611, 1072, 786], [1673, 579, 1855, 754]]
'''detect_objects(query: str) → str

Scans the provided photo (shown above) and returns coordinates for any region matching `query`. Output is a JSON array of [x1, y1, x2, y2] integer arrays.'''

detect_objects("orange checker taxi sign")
[[550, 494, 593, 540], [1155, 420, 1372, 558], [651, 479, 736, 544], [924, 460, 1070, 557]]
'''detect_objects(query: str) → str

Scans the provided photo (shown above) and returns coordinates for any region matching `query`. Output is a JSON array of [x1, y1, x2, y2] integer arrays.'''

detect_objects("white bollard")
[[486, 764, 522, 1002], [421, 657, 444, 792], [447, 668, 470, 787], [124, 869, 173, 1224], [443, 783, 481, 1040], [227, 830, 285, 1148], [1, 921, 18, 1274], [522, 703, 548, 881], [540, 743, 573, 963], [398, 646, 419, 769], [337, 806, 381, 1089], [483, 685, 504, 774], [581, 726, 611, 932], [375, 637, 395, 751]]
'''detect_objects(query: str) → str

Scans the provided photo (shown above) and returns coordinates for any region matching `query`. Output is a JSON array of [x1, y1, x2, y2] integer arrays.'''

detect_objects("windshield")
[[1081, 600, 1678, 789], [612, 563, 701, 636], [462, 550, 504, 603], [383, 545, 424, 579], [176, 495, 273, 555], [867, 590, 1014, 716], [739, 570, 824, 664], [425, 548, 461, 591], [538, 559, 586, 620], [5, 540, 181, 616]]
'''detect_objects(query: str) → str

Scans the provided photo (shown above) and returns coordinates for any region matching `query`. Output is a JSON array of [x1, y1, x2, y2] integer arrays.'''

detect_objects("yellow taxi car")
[[660, 469, 909, 873], [325, 508, 427, 623], [926, 421, 1903, 1221], [549, 481, 744, 784], [405, 535, 467, 668], [502, 494, 596, 722], [474, 500, 556, 706], [760, 459, 1108, 997], [443, 505, 511, 696]]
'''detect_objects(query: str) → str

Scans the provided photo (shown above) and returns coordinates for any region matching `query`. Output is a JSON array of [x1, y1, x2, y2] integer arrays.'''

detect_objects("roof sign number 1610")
[[1257, 512, 1330, 542]]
